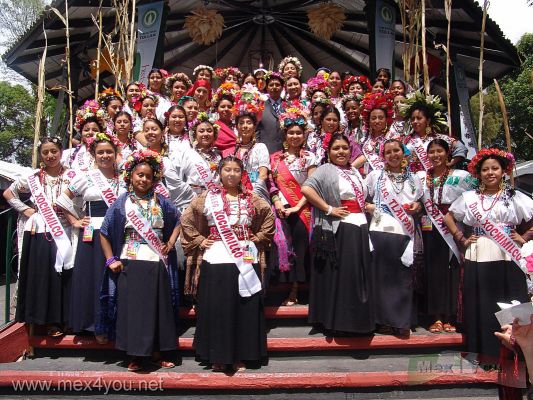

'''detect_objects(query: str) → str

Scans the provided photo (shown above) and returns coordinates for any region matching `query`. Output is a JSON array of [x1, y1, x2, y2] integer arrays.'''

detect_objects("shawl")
[[180, 191, 275, 296], [214, 120, 236, 152]]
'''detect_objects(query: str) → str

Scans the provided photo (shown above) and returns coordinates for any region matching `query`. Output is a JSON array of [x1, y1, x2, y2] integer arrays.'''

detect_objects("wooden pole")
[[65, 0, 73, 150], [94, 3, 103, 100], [421, 0, 430, 95], [444, 0, 453, 134], [493, 78, 514, 186], [478, 0, 489, 150], [32, 24, 47, 169]]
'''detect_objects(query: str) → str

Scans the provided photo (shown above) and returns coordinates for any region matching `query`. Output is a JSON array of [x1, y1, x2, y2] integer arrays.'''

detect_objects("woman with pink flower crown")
[[302, 133, 374, 336], [62, 100, 106, 171], [444, 148, 532, 359]]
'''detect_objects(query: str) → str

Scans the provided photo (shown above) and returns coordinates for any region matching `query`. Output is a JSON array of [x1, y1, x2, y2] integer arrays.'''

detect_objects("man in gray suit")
[[257, 72, 285, 154]]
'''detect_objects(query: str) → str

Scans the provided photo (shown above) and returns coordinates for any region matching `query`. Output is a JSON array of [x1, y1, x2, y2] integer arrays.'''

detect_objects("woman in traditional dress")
[[388, 94, 407, 138], [181, 156, 275, 372], [306, 76, 331, 104], [302, 133, 374, 335], [343, 75, 371, 97], [165, 72, 192, 106], [400, 91, 467, 173], [99, 149, 180, 371], [131, 89, 159, 145], [417, 139, 476, 334], [283, 76, 307, 110], [389, 80, 408, 97], [98, 87, 123, 135], [164, 105, 191, 156], [342, 94, 364, 165], [223, 85, 269, 201], [179, 96, 200, 126], [62, 100, 105, 171], [192, 65, 215, 85], [113, 111, 138, 163], [278, 56, 302, 80], [271, 109, 317, 306], [187, 79, 211, 113], [328, 71, 343, 103], [212, 83, 238, 152], [6, 137, 76, 336], [444, 148, 532, 358], [353, 93, 394, 175], [376, 68, 391, 89], [365, 138, 423, 335], [307, 105, 342, 165], [371, 80, 386, 94], [215, 67, 244, 89], [122, 82, 143, 117], [56, 132, 126, 342], [147, 68, 169, 99]]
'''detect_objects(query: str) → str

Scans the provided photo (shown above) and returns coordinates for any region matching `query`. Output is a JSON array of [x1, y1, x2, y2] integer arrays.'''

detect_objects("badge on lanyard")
[[421, 215, 433, 231], [82, 224, 94, 242], [126, 241, 140, 259], [243, 245, 256, 264]]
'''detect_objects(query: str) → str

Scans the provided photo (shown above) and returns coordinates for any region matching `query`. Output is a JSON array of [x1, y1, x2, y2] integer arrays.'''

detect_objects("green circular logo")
[[143, 9, 158, 27], [381, 5, 393, 23]]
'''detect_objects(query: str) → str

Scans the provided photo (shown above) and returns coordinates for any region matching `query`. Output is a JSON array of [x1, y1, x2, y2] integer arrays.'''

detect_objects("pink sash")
[[87, 169, 118, 207]]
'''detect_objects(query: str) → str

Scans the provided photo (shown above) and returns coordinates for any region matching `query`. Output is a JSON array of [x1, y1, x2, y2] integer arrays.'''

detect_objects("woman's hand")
[[510, 229, 526, 246], [162, 240, 176, 255], [108, 260, 123, 273], [274, 200, 286, 219], [330, 206, 349, 218], [22, 208, 36, 218], [73, 216, 91, 228], [200, 238, 214, 250], [464, 234, 479, 248], [365, 203, 376, 215], [284, 205, 301, 217], [404, 202, 422, 215]]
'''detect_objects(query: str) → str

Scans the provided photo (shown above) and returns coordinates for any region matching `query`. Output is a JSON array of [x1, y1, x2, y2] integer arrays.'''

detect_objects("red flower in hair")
[[360, 92, 394, 130], [467, 148, 515, 178], [322, 132, 333, 152], [241, 170, 253, 191], [132, 97, 142, 112]]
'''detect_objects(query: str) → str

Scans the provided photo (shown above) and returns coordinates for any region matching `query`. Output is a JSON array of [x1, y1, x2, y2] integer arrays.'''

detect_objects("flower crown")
[[165, 72, 192, 95], [343, 75, 372, 93], [215, 66, 244, 81], [190, 111, 220, 135], [398, 91, 448, 134], [279, 107, 308, 130], [193, 65, 215, 78], [311, 98, 333, 109], [341, 93, 363, 109], [212, 82, 239, 106], [306, 76, 331, 99], [467, 148, 515, 178], [278, 56, 303, 77], [37, 136, 62, 148], [86, 131, 122, 150], [131, 89, 159, 113], [360, 92, 394, 129], [123, 149, 164, 184], [75, 100, 106, 132], [378, 136, 409, 159], [98, 87, 123, 107], [151, 68, 169, 79], [264, 71, 285, 85], [232, 83, 266, 118]]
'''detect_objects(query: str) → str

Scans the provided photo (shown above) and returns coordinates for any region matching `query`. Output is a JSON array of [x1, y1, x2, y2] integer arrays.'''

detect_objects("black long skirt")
[[422, 228, 460, 317], [15, 232, 72, 325], [278, 213, 310, 283], [370, 230, 413, 330], [463, 259, 529, 358], [194, 261, 267, 365], [308, 221, 375, 333], [115, 259, 177, 356]]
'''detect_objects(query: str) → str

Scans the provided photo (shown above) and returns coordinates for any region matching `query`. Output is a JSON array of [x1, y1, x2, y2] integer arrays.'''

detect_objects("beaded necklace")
[[385, 166, 416, 195], [234, 139, 256, 169], [40, 167, 65, 211], [221, 187, 256, 222], [427, 167, 450, 206]]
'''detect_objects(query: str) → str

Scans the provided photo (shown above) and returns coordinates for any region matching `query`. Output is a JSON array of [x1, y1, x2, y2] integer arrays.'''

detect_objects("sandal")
[[151, 358, 175, 369], [233, 362, 246, 372], [212, 363, 226, 372], [281, 297, 298, 306], [443, 323, 456, 333], [127, 359, 143, 372], [429, 320, 444, 334], [47, 326, 64, 338]]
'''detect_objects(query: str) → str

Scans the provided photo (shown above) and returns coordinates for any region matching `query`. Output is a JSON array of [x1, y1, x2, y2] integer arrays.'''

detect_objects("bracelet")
[[105, 256, 119, 268], [271, 195, 280, 203], [325, 205, 333, 216]]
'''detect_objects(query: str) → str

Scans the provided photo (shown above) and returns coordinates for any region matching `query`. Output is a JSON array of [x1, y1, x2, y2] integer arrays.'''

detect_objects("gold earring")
[[401, 159, 408, 168], [282, 141, 289, 151], [39, 161, 45, 168], [479, 182, 486, 192], [425, 126, 432, 135], [499, 179, 505, 191]]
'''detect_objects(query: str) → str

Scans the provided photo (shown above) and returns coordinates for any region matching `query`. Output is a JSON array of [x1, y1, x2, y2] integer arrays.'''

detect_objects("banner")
[[374, 0, 396, 75], [452, 64, 478, 159], [134, 2, 164, 84]]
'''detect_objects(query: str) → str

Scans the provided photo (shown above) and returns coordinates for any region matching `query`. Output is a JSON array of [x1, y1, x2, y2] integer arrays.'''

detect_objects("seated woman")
[[270, 108, 317, 306], [56, 132, 126, 343], [181, 156, 275, 372], [365, 139, 423, 335], [99, 149, 180, 371], [302, 133, 374, 335]]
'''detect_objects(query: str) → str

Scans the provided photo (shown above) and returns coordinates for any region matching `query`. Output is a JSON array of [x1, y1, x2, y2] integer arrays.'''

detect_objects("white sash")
[[378, 174, 416, 238], [409, 135, 432, 172], [421, 179, 461, 262], [27, 174, 73, 273], [362, 138, 384, 171], [125, 197, 168, 267], [194, 160, 219, 191], [464, 192, 523, 268], [87, 169, 118, 207], [154, 183, 170, 198], [205, 190, 262, 297], [336, 167, 365, 210]]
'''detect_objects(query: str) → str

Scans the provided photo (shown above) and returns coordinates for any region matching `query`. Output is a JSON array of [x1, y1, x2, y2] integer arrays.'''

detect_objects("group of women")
[[4, 55, 533, 373]]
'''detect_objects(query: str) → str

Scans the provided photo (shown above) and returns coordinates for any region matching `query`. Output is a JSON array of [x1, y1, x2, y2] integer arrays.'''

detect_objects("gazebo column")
[[365, 0, 397, 82]]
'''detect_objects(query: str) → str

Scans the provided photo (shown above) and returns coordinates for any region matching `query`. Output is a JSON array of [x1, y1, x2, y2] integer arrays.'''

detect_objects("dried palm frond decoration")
[[397, 0, 423, 89], [307, 3, 346, 40], [184, 7, 224, 46]]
